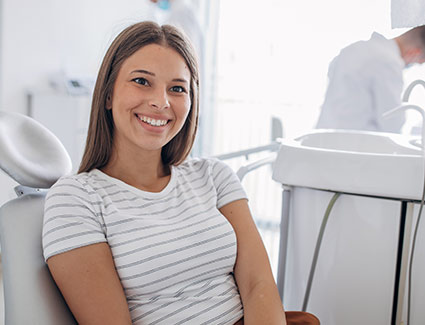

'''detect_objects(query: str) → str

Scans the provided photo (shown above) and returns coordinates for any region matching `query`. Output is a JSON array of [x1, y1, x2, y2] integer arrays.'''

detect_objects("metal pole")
[[394, 202, 413, 324], [276, 185, 292, 302]]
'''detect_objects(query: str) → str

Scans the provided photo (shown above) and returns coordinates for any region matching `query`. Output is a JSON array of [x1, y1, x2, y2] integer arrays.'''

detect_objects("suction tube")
[[302, 192, 341, 312], [300, 165, 424, 321]]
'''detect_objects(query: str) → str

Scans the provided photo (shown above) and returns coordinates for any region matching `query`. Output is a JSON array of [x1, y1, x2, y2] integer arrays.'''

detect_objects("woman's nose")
[[149, 88, 170, 110]]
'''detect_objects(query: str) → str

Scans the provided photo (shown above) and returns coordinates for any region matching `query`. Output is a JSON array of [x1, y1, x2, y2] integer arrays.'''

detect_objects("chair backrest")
[[0, 111, 75, 324]]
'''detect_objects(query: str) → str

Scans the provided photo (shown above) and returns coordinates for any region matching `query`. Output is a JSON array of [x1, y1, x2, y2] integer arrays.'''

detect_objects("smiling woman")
[[79, 22, 199, 173], [41, 21, 290, 325], [104, 43, 192, 174]]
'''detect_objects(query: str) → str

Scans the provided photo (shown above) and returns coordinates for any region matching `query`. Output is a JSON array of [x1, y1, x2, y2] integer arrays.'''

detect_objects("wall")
[[0, 0, 155, 205], [0, 0, 157, 114]]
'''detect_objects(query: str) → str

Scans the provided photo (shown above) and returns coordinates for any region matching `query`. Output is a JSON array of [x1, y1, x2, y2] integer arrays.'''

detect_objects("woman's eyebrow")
[[131, 70, 189, 84], [172, 78, 189, 84], [131, 69, 155, 76]]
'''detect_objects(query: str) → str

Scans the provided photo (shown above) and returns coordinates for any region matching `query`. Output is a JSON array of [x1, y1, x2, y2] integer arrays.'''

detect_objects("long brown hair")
[[78, 21, 199, 173]]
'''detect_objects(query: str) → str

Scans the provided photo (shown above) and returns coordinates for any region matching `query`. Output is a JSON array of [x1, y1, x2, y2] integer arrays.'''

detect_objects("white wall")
[[0, 0, 156, 115], [0, 0, 156, 205]]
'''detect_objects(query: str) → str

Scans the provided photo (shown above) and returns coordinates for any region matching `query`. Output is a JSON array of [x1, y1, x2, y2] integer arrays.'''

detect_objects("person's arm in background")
[[372, 60, 405, 132], [316, 51, 376, 131], [220, 199, 287, 325]]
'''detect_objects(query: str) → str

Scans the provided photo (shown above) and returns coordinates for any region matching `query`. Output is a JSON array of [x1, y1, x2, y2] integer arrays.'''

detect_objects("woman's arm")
[[220, 199, 287, 325], [47, 242, 132, 325]]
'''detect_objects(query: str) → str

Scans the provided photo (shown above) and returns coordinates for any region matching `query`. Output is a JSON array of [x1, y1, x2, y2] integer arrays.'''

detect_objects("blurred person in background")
[[316, 26, 425, 132]]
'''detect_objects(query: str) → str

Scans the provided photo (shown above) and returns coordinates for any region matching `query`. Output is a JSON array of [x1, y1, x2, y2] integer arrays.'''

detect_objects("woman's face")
[[108, 43, 191, 157]]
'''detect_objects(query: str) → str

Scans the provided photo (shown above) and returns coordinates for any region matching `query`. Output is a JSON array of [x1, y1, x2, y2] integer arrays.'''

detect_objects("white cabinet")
[[283, 187, 400, 325]]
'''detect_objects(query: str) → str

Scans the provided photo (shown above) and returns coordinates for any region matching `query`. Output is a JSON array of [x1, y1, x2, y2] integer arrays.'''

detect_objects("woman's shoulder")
[[177, 156, 228, 168], [176, 157, 227, 175], [47, 170, 99, 198]]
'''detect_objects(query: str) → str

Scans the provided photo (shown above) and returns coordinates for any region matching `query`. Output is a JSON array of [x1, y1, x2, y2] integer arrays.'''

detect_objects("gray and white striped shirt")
[[43, 158, 247, 324]]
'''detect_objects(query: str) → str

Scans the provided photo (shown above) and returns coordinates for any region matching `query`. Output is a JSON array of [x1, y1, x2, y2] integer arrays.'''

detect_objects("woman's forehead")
[[120, 44, 190, 80]]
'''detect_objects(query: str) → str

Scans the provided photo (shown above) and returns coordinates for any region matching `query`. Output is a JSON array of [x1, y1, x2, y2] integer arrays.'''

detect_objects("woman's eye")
[[170, 86, 186, 93], [132, 78, 149, 86]]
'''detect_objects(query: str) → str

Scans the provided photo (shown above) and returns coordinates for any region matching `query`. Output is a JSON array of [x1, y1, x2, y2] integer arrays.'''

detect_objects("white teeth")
[[137, 114, 167, 127]]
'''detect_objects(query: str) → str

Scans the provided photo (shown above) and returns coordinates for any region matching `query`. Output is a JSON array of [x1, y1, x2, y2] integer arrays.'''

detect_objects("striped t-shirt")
[[42, 158, 247, 325]]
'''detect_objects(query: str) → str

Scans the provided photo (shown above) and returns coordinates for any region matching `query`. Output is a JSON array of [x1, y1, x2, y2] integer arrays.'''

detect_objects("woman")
[[42, 21, 292, 324]]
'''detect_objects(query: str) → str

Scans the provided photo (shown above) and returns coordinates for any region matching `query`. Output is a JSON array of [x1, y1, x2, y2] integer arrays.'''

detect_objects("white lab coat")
[[316, 32, 406, 132]]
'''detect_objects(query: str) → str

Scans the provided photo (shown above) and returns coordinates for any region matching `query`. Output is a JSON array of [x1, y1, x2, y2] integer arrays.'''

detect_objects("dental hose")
[[299, 172, 424, 319], [302, 192, 341, 312], [407, 162, 425, 324]]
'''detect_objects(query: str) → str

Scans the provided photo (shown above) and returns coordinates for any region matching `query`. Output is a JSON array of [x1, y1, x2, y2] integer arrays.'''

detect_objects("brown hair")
[[78, 21, 199, 173]]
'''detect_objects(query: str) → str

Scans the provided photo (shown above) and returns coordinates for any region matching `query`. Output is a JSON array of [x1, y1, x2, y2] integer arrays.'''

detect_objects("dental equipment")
[[235, 154, 277, 181], [214, 143, 280, 161], [407, 156, 425, 325], [0, 111, 75, 324], [383, 104, 425, 151], [273, 128, 423, 324], [302, 193, 341, 312], [402, 79, 425, 103], [384, 103, 425, 324]]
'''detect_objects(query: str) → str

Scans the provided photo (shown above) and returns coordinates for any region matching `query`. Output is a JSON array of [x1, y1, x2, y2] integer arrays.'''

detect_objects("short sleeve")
[[211, 159, 248, 209], [42, 176, 107, 261]]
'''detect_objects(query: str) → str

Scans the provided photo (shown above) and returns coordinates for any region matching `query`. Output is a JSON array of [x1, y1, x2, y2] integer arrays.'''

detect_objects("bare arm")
[[219, 199, 287, 325], [47, 242, 132, 325]]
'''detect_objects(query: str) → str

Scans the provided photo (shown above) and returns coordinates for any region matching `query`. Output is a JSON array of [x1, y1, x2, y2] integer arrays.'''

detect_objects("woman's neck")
[[101, 145, 171, 193]]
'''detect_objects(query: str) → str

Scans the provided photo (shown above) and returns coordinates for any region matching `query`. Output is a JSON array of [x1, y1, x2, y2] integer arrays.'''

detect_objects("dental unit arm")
[[402, 79, 425, 103], [383, 104, 425, 152]]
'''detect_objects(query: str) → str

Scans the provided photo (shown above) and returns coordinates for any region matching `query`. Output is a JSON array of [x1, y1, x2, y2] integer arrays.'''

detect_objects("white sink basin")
[[272, 130, 424, 200]]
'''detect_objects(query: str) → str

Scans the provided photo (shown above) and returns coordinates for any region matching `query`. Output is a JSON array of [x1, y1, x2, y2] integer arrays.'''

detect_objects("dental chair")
[[0, 111, 76, 324], [0, 111, 320, 325]]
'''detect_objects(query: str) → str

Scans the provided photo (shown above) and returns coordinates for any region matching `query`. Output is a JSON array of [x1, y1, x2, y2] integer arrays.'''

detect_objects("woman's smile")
[[135, 113, 169, 127], [134, 112, 171, 134]]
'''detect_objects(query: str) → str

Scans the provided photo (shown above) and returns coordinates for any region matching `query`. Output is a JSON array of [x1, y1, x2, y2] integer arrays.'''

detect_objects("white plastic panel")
[[283, 187, 400, 325]]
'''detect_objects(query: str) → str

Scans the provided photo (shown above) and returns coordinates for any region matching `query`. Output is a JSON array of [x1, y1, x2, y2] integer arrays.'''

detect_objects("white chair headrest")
[[0, 111, 72, 188]]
